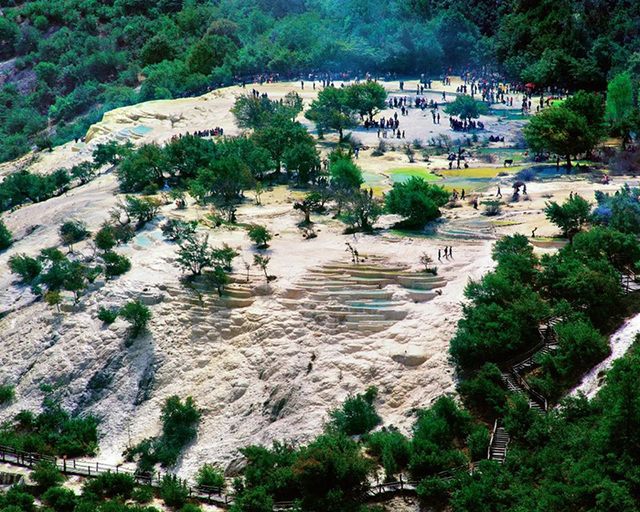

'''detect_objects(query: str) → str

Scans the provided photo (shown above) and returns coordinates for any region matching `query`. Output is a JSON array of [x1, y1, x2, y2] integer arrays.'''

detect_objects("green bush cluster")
[[0, 384, 16, 405], [125, 396, 201, 472], [119, 300, 152, 340], [328, 386, 381, 436], [0, 218, 13, 250], [9, 248, 95, 302], [385, 177, 450, 228], [0, 393, 98, 457]]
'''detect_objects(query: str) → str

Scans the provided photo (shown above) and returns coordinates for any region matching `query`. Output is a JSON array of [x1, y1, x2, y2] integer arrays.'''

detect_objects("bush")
[[124, 196, 162, 228], [365, 430, 411, 480], [386, 177, 449, 228], [467, 425, 490, 461], [8, 253, 42, 284], [196, 463, 225, 490], [231, 486, 274, 512], [119, 300, 151, 339], [86, 471, 135, 500], [113, 223, 135, 244], [0, 384, 15, 405], [59, 220, 89, 250], [32, 461, 64, 489], [95, 223, 116, 252], [97, 306, 118, 324], [103, 251, 132, 278], [3, 487, 35, 512], [0, 392, 98, 458], [247, 224, 271, 249], [416, 476, 451, 509], [132, 485, 155, 504], [458, 363, 509, 416], [180, 504, 202, 512], [328, 386, 381, 436], [42, 486, 77, 512], [162, 219, 197, 242], [0, 218, 13, 250], [159, 474, 189, 510], [482, 200, 501, 216], [126, 396, 201, 471]]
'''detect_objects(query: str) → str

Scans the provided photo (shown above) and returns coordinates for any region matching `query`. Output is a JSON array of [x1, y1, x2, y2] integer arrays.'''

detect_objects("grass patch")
[[386, 168, 441, 183], [389, 229, 435, 239], [491, 220, 522, 226], [440, 166, 525, 178]]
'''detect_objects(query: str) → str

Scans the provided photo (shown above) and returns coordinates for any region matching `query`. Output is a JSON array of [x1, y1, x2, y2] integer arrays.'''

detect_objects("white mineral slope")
[[0, 184, 495, 477], [0, 80, 503, 478], [569, 313, 640, 400]]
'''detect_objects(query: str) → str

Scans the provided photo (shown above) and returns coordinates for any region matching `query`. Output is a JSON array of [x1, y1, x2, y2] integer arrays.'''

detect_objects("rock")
[[390, 345, 431, 367]]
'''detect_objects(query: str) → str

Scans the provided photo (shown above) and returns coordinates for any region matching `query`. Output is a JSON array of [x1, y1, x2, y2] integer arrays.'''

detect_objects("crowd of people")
[[450, 118, 484, 132], [170, 127, 224, 142]]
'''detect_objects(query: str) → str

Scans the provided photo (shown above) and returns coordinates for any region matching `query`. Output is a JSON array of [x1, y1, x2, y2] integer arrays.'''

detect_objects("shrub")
[[8, 253, 42, 284], [59, 220, 89, 250], [132, 485, 155, 504], [113, 223, 136, 244], [103, 251, 132, 278], [180, 504, 202, 512], [0, 384, 15, 405], [126, 396, 201, 471], [124, 196, 162, 228], [159, 474, 189, 510], [42, 486, 77, 512], [416, 476, 451, 509], [176, 234, 213, 276], [32, 461, 64, 489], [343, 190, 382, 232], [0, 218, 13, 250], [97, 306, 118, 324], [386, 177, 449, 228], [458, 363, 509, 416], [365, 430, 411, 480], [119, 300, 151, 339], [95, 223, 116, 252], [231, 486, 274, 512], [92, 472, 135, 499], [0, 393, 98, 457], [467, 425, 490, 461], [328, 386, 381, 436], [247, 224, 271, 249], [162, 219, 197, 242], [3, 487, 35, 512], [196, 463, 225, 489], [482, 200, 501, 216]]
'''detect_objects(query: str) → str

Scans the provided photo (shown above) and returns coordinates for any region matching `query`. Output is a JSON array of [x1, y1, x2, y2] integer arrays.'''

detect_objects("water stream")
[[569, 313, 640, 399]]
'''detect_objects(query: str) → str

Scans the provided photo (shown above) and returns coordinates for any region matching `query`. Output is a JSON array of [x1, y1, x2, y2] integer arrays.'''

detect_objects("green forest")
[[0, 0, 639, 161]]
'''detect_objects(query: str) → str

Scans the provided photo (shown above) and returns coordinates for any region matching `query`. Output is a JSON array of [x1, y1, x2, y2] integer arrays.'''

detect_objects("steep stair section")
[[488, 423, 510, 463]]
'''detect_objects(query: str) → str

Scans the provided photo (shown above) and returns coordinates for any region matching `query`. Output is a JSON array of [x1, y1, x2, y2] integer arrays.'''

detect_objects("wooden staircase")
[[499, 317, 562, 412], [488, 420, 510, 463]]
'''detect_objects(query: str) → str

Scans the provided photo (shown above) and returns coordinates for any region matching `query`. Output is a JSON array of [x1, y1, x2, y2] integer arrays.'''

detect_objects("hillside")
[[0, 0, 639, 162]]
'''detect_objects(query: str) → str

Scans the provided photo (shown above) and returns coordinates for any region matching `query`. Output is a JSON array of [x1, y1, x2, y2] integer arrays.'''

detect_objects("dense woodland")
[[0, 0, 639, 161]]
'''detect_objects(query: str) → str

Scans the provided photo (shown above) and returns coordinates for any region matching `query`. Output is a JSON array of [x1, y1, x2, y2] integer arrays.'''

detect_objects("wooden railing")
[[0, 444, 234, 506]]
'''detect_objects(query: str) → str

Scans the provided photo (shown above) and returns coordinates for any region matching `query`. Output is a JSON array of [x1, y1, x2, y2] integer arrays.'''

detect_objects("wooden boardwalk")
[[0, 445, 233, 506]]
